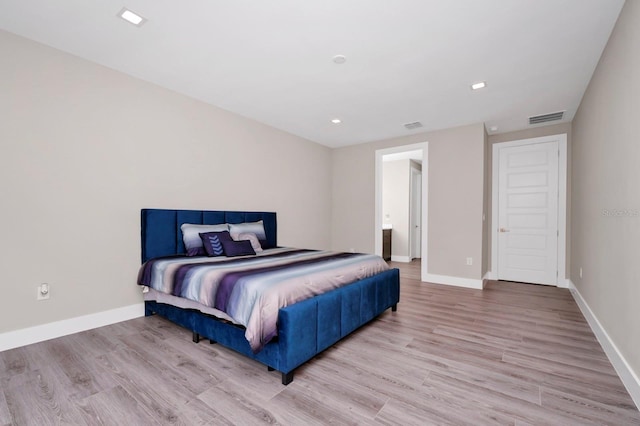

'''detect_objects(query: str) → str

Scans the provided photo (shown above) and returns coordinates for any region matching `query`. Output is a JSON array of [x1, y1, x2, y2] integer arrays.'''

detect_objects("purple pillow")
[[221, 239, 256, 257], [200, 231, 233, 257]]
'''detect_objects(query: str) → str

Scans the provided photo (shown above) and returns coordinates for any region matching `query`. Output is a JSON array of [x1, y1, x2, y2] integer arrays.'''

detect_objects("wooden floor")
[[1, 260, 639, 425]]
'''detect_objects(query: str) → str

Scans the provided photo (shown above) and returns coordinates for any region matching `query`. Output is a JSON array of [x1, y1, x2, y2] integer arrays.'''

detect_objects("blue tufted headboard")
[[141, 209, 277, 263]]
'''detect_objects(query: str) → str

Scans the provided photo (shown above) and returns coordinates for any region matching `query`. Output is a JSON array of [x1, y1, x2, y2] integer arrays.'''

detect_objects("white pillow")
[[228, 220, 266, 240], [181, 223, 228, 256]]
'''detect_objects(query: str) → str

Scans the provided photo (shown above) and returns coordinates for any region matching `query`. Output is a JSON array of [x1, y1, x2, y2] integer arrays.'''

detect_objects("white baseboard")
[[0, 303, 145, 352], [423, 273, 483, 289], [391, 255, 412, 263], [567, 280, 640, 409]]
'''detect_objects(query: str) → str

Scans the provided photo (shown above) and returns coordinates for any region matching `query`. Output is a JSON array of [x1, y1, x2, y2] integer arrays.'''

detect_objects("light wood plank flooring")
[[1, 260, 638, 425]]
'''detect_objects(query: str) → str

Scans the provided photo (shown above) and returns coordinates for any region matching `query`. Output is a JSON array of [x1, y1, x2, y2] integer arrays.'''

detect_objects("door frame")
[[409, 166, 422, 259], [375, 142, 428, 282], [490, 133, 568, 287]]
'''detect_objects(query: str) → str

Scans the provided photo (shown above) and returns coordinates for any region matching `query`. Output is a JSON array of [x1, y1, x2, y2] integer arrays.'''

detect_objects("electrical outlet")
[[466, 257, 473, 266], [37, 283, 50, 300], [349, 248, 355, 253]]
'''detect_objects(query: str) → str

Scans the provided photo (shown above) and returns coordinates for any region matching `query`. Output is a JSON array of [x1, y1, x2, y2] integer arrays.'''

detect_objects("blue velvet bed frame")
[[141, 208, 400, 385]]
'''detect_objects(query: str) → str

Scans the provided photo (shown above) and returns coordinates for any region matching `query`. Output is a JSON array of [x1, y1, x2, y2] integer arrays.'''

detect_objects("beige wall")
[[488, 122, 572, 145], [486, 122, 572, 277], [332, 123, 485, 280], [0, 30, 332, 333], [570, 0, 640, 380]]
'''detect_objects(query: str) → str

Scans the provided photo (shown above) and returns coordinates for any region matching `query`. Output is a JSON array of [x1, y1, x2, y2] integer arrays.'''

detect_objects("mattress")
[[138, 247, 389, 351]]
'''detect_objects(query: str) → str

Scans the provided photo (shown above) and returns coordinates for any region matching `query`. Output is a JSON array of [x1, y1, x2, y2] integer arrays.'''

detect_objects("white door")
[[410, 169, 422, 259], [497, 141, 559, 285]]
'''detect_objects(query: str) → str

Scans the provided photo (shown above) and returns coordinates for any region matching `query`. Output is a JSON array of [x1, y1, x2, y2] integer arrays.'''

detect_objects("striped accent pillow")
[[181, 223, 229, 256]]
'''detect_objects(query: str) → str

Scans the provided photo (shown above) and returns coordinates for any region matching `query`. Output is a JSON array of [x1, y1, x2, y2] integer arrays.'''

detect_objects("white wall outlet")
[[466, 257, 473, 266], [37, 283, 50, 300], [579, 267, 583, 279], [349, 248, 355, 253]]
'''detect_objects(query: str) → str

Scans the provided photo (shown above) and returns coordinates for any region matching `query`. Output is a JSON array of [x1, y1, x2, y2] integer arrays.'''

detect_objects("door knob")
[[499, 228, 510, 233]]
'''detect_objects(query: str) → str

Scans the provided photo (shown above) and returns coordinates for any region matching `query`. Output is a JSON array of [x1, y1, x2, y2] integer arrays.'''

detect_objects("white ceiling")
[[0, 0, 624, 148]]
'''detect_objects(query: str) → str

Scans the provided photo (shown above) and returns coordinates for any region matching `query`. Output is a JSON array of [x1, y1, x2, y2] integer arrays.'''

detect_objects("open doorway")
[[375, 142, 428, 282]]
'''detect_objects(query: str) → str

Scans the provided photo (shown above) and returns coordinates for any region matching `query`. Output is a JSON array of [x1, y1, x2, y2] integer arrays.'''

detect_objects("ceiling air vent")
[[404, 121, 423, 130], [529, 111, 564, 125]]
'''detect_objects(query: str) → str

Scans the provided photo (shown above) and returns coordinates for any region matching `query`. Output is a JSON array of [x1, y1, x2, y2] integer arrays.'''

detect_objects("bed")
[[139, 208, 400, 385]]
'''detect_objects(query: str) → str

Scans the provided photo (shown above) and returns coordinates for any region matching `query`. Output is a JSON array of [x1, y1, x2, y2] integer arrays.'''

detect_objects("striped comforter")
[[137, 248, 389, 352]]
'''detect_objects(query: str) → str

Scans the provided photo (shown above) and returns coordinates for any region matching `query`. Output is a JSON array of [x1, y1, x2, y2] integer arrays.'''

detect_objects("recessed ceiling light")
[[331, 118, 342, 124], [471, 81, 487, 90], [332, 55, 346, 64], [118, 8, 147, 26]]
